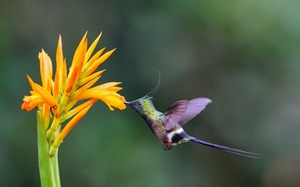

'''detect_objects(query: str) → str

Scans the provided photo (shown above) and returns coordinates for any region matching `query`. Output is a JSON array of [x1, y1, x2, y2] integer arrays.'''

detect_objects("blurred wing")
[[164, 100, 189, 130], [178, 98, 212, 125], [164, 98, 212, 130]]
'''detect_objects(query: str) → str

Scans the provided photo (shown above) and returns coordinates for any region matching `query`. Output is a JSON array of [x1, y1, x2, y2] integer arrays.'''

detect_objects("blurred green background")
[[1, 0, 300, 186]]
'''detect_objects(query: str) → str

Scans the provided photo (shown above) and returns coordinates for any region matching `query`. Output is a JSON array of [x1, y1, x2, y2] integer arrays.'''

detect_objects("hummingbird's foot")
[[162, 142, 173, 150]]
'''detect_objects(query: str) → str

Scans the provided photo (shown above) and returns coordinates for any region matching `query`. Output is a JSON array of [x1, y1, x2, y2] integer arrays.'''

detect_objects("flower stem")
[[51, 151, 61, 187], [37, 113, 61, 187]]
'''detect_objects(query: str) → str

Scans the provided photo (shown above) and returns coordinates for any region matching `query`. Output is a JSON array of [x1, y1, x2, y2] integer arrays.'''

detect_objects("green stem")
[[37, 113, 61, 187], [51, 151, 61, 187]]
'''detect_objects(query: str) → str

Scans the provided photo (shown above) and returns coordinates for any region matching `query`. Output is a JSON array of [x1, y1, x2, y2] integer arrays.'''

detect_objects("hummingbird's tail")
[[189, 138, 263, 159]]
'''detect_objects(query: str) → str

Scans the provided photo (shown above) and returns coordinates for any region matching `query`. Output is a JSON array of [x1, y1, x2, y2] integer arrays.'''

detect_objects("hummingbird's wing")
[[164, 98, 212, 131], [189, 137, 263, 159]]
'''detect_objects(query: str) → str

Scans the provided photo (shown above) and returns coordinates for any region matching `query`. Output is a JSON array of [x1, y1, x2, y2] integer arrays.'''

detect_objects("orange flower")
[[22, 32, 126, 156]]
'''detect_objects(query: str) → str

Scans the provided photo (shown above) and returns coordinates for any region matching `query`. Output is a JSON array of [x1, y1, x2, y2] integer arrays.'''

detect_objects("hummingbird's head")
[[124, 98, 152, 113], [125, 96, 158, 122]]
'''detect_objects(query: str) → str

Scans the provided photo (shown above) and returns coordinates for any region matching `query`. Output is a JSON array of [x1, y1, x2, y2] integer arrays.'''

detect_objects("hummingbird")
[[125, 76, 262, 158]]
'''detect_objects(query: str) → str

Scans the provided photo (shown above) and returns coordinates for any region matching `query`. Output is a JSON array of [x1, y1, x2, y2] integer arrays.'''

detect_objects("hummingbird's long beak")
[[124, 101, 132, 105]]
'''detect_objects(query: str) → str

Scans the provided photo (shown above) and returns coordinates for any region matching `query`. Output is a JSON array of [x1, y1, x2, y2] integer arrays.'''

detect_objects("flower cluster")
[[21, 33, 126, 156]]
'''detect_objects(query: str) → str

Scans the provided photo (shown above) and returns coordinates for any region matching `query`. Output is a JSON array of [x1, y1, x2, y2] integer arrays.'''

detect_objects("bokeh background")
[[1, 0, 300, 186]]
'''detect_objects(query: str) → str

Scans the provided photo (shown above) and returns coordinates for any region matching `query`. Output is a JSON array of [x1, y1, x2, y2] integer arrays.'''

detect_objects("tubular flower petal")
[[39, 50, 53, 91], [22, 33, 127, 152], [102, 94, 126, 111]]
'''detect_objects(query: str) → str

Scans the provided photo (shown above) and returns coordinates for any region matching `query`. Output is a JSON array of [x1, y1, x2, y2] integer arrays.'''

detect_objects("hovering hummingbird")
[[125, 76, 262, 158]]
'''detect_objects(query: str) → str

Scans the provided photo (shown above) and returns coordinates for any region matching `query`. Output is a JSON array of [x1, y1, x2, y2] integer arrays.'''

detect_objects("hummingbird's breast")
[[136, 99, 172, 144], [151, 120, 169, 143]]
